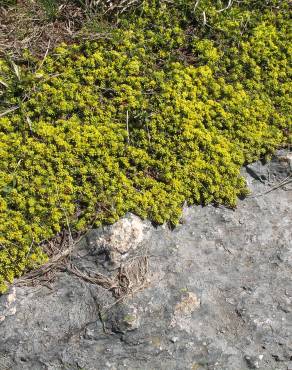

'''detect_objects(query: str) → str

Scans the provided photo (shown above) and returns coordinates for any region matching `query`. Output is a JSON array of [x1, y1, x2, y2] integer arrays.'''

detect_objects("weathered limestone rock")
[[0, 152, 291, 370]]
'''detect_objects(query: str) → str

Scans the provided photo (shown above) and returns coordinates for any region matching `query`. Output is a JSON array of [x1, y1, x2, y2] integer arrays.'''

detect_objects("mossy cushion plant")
[[0, 0, 291, 292]]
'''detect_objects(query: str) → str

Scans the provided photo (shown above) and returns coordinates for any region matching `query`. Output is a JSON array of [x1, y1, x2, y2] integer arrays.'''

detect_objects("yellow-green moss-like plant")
[[0, 0, 291, 292]]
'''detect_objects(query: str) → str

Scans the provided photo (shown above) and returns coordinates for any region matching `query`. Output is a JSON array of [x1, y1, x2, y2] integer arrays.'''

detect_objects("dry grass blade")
[[0, 79, 8, 88], [0, 105, 19, 117], [0, 0, 84, 59], [14, 229, 81, 287], [247, 174, 292, 198], [66, 254, 149, 301]]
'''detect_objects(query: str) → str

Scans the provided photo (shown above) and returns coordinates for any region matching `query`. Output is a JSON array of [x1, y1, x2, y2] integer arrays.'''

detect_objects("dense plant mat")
[[0, 0, 291, 292]]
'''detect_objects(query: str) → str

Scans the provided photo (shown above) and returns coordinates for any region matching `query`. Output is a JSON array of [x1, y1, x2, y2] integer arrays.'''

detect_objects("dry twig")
[[248, 174, 292, 198]]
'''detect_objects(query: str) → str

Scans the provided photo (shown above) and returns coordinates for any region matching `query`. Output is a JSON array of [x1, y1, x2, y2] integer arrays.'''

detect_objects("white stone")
[[96, 214, 146, 255]]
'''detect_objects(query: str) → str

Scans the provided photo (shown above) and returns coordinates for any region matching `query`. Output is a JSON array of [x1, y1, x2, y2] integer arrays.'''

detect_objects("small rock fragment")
[[244, 355, 260, 369], [170, 292, 201, 331], [174, 292, 201, 316]]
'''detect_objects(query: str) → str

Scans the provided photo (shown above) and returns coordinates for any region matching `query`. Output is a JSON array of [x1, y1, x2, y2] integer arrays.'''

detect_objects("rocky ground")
[[0, 151, 291, 370]]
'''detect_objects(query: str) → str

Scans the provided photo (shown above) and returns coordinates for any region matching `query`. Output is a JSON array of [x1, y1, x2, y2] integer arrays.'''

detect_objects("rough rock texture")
[[0, 152, 291, 370]]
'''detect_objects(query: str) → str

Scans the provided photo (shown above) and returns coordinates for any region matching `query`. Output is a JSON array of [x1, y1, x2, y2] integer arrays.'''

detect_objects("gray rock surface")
[[0, 152, 291, 370]]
